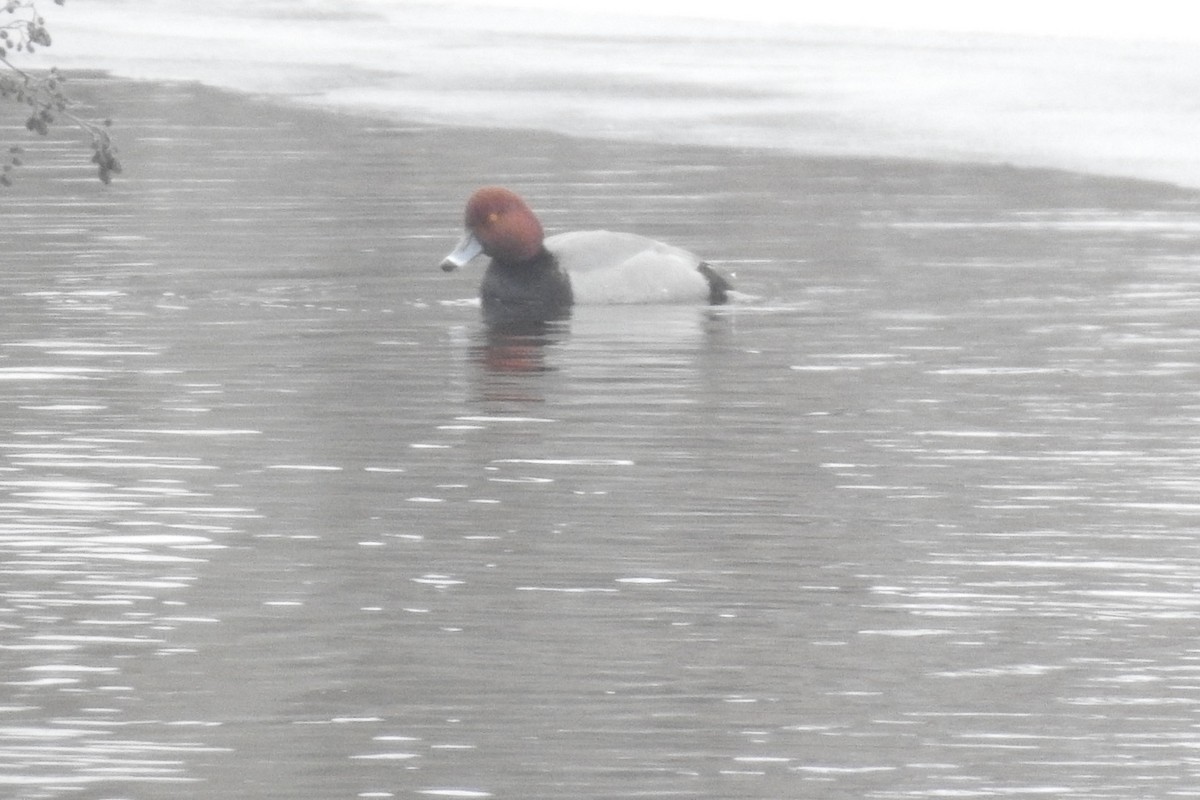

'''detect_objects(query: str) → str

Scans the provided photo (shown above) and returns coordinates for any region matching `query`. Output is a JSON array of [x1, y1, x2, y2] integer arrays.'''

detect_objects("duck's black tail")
[[698, 263, 732, 305]]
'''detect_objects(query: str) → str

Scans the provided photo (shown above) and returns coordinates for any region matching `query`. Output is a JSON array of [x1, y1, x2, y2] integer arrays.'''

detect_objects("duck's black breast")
[[480, 250, 574, 324]]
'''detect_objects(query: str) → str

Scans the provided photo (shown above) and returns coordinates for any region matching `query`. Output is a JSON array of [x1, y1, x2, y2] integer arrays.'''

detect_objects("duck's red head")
[[463, 186, 544, 264]]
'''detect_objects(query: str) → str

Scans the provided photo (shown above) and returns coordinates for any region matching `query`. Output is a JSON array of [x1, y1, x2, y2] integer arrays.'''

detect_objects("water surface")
[[2, 80, 1200, 799]]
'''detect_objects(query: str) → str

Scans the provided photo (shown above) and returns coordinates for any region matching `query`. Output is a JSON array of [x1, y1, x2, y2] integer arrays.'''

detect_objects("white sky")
[[466, 0, 1200, 43]]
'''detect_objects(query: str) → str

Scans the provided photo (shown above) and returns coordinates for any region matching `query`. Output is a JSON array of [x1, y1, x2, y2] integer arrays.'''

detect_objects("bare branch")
[[1, 0, 119, 185]]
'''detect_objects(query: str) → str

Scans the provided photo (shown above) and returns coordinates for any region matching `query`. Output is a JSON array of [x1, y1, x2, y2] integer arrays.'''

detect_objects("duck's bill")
[[440, 231, 484, 272]]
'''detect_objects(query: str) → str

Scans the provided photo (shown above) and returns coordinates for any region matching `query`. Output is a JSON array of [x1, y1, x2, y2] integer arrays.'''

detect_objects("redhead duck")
[[440, 186, 731, 322]]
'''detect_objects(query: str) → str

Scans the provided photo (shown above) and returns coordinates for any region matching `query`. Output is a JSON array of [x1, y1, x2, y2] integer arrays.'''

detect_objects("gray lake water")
[[3, 80, 1200, 799]]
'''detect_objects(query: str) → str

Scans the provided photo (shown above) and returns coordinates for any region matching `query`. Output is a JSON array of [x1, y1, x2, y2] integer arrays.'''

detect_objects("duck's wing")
[[547, 230, 712, 304]]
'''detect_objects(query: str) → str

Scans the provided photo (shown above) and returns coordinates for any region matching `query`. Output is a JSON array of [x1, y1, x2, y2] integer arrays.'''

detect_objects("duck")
[[440, 186, 731, 323]]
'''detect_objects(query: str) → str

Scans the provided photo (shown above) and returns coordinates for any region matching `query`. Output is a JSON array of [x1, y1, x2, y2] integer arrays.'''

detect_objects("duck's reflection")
[[471, 318, 570, 375], [467, 305, 729, 404]]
